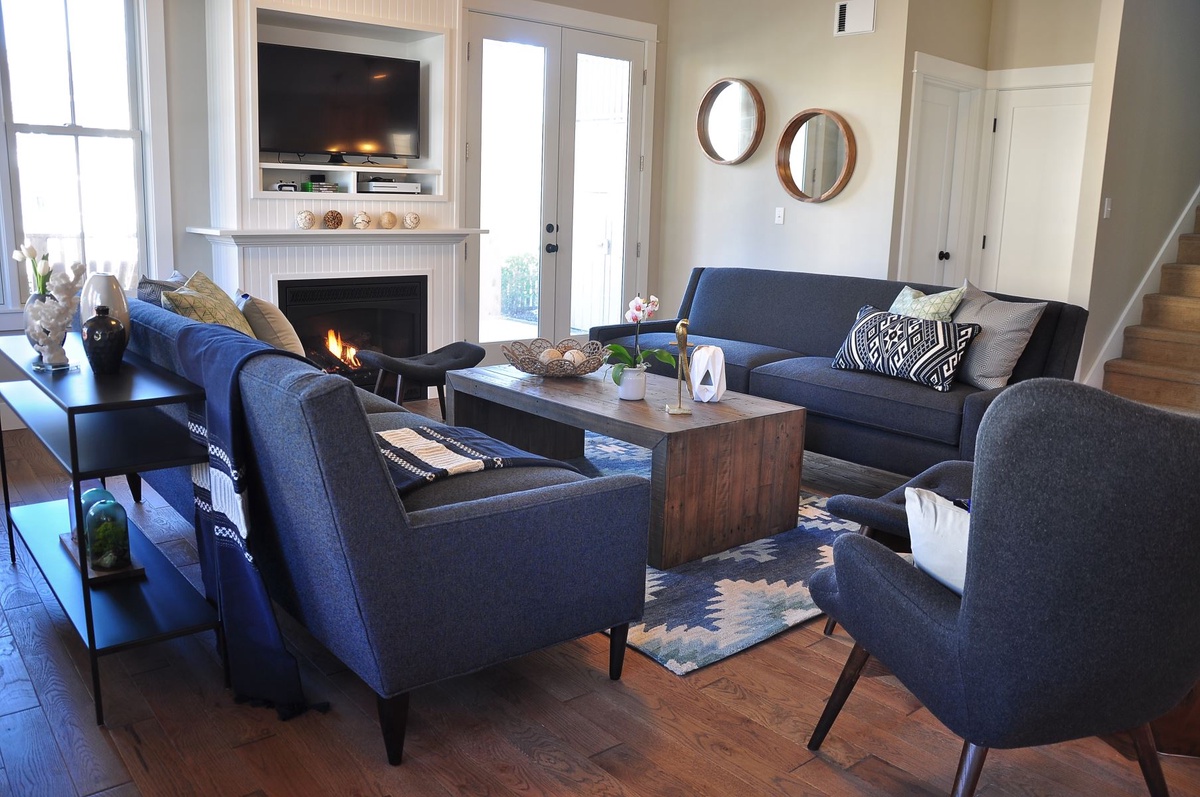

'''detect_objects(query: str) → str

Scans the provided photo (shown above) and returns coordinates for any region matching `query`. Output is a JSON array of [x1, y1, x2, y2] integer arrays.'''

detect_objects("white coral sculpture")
[[26, 263, 86, 366]]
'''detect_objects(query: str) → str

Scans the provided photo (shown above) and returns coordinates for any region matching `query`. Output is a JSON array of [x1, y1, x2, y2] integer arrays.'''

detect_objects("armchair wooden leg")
[[127, 472, 142, 502], [1131, 723, 1170, 797], [808, 642, 870, 751], [951, 742, 988, 797], [377, 692, 411, 766], [436, 385, 447, 420], [822, 616, 838, 636], [609, 623, 630, 680]]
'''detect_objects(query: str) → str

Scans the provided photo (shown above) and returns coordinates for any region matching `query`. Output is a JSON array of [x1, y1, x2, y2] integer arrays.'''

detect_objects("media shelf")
[[0, 333, 219, 725], [259, 160, 443, 199]]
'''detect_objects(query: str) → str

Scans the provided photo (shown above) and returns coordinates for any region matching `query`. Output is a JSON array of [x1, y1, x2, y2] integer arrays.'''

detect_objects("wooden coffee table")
[[446, 365, 806, 569]]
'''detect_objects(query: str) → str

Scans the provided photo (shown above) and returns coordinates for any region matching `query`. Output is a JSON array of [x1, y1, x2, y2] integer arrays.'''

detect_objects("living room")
[[1, 0, 1200, 795]]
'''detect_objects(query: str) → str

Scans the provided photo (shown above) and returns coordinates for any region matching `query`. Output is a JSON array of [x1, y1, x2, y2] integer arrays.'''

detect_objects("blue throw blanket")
[[176, 323, 318, 720], [377, 425, 578, 495]]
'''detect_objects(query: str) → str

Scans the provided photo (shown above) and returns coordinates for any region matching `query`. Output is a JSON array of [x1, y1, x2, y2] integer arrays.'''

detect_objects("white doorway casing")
[[901, 56, 1093, 302]]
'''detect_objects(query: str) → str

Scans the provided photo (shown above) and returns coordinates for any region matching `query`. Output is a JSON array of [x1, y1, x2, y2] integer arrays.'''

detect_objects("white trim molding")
[[464, 0, 657, 42], [987, 62, 1093, 90], [187, 227, 485, 247]]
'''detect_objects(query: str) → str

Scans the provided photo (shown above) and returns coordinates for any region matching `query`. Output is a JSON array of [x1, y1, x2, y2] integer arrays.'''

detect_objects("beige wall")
[[1077, 0, 1200, 375], [654, 0, 909, 313], [989, 0, 1101, 69]]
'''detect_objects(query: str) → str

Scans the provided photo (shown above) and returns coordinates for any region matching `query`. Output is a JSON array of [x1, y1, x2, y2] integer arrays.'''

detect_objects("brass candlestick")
[[666, 318, 694, 415]]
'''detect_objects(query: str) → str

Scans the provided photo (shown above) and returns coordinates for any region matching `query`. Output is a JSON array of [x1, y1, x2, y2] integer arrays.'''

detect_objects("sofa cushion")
[[832, 306, 980, 392], [889, 284, 966, 321], [605, 331, 801, 393], [952, 281, 1046, 390], [750, 356, 973, 445], [237, 293, 305, 356], [136, 270, 186, 304]]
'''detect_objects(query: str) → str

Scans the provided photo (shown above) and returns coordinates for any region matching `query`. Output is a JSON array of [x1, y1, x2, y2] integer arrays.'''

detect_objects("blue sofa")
[[591, 268, 1088, 476], [125, 297, 650, 764]]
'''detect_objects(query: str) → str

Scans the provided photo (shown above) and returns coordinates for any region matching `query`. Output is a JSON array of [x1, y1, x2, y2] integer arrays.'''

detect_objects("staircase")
[[1103, 207, 1200, 414]]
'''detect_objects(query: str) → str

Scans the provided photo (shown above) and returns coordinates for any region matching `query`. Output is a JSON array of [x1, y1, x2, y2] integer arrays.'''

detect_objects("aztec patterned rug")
[[575, 433, 858, 675]]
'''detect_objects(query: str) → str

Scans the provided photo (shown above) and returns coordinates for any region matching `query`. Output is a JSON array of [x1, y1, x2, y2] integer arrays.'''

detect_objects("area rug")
[[575, 433, 858, 675]]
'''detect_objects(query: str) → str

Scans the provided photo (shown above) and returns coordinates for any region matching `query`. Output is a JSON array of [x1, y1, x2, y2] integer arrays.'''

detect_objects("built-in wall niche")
[[253, 8, 448, 201]]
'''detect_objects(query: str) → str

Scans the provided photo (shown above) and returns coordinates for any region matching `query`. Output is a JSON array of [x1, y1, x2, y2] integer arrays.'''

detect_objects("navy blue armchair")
[[808, 379, 1200, 796]]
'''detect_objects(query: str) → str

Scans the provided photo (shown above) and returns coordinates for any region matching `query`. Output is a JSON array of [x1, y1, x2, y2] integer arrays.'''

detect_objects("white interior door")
[[465, 12, 644, 355], [980, 85, 1090, 301], [901, 82, 972, 287]]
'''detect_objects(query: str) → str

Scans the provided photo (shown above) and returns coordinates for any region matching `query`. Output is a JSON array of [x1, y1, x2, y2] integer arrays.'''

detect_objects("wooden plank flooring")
[[2, 397, 1198, 796]]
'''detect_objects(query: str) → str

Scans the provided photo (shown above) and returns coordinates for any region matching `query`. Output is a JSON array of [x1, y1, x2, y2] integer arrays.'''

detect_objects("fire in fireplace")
[[277, 275, 427, 390]]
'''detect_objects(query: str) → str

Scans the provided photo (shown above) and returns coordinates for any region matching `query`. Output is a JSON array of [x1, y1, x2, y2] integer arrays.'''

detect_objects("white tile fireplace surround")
[[186, 227, 478, 351]]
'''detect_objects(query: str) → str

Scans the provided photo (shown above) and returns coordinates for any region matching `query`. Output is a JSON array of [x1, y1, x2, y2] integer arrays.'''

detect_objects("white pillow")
[[904, 487, 970, 595], [236, 293, 305, 356]]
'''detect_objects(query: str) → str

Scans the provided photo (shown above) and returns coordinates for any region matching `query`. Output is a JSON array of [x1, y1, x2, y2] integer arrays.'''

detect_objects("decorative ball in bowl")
[[502, 338, 608, 377]]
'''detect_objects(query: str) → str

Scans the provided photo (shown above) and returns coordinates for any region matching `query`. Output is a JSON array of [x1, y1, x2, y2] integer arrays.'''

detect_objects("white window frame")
[[0, 0, 172, 324]]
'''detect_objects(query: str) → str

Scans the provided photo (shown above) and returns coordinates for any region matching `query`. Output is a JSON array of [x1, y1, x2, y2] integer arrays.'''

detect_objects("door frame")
[[459, 0, 657, 346], [897, 53, 986, 286]]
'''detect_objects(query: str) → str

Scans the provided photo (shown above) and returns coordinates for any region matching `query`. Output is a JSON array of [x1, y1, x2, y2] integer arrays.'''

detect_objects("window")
[[0, 0, 146, 299]]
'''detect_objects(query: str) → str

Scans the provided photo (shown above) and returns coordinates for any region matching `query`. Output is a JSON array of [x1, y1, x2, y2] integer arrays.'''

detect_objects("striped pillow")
[[832, 306, 980, 392], [952, 282, 1046, 390]]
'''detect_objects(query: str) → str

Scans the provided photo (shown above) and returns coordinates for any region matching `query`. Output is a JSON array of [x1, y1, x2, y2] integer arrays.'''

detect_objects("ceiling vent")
[[834, 0, 875, 36]]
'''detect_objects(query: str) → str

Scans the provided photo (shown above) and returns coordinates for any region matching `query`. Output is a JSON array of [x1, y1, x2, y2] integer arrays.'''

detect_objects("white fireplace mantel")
[[186, 227, 485, 247]]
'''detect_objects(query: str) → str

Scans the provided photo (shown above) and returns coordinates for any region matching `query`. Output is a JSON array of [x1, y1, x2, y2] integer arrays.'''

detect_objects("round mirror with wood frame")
[[776, 109, 857, 202], [696, 78, 766, 165]]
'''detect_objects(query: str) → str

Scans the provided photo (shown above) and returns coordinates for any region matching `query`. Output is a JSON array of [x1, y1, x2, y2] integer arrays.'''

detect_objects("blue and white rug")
[[576, 433, 858, 675]]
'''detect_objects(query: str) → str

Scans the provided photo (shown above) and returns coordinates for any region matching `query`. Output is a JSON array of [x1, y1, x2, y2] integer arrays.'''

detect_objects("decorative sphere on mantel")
[[379, 211, 397, 229], [296, 210, 316, 230], [403, 211, 421, 229], [353, 211, 371, 229], [323, 210, 343, 229]]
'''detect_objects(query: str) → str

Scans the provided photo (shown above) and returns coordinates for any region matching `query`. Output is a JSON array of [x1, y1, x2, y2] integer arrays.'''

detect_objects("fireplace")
[[277, 275, 427, 391]]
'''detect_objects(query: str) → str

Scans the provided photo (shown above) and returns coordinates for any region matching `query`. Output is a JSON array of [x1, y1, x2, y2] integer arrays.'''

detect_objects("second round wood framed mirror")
[[776, 109, 857, 202]]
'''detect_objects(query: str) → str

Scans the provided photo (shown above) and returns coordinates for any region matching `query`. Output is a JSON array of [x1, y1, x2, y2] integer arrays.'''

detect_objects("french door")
[[465, 12, 645, 354]]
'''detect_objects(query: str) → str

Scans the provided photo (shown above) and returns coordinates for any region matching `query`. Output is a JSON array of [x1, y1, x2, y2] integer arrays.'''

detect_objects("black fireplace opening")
[[278, 275, 428, 394]]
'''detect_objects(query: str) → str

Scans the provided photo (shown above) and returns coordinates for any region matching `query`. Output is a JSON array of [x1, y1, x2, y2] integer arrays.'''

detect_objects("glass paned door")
[[466, 13, 644, 352]]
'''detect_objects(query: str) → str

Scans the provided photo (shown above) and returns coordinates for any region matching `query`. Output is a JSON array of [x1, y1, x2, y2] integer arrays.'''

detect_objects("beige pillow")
[[888, 284, 966, 322], [237, 294, 305, 356], [161, 274, 257, 338]]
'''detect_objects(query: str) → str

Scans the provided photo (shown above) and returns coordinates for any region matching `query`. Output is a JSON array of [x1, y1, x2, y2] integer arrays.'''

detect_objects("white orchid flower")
[[21, 243, 37, 261], [36, 258, 51, 276], [12, 249, 24, 263]]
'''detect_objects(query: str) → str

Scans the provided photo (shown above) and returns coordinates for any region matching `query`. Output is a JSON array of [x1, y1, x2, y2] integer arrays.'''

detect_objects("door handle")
[[545, 243, 559, 253], [938, 250, 950, 261]]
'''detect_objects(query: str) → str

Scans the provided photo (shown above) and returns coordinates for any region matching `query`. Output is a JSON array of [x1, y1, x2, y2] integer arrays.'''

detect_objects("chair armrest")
[[342, 474, 651, 695], [820, 535, 960, 643], [588, 318, 681, 344], [960, 387, 1005, 460]]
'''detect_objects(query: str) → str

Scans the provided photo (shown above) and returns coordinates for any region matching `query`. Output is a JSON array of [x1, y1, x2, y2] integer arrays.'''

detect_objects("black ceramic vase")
[[82, 306, 127, 375]]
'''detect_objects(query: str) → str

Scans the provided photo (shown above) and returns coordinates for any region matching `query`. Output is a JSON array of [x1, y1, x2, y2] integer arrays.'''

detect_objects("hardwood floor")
[[1, 397, 1197, 796]]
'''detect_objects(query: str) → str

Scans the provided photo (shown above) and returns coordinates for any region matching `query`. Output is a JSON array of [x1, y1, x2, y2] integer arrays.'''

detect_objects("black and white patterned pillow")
[[832, 306, 981, 392]]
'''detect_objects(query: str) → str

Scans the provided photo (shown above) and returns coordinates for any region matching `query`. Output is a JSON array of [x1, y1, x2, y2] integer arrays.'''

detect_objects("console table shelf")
[[0, 333, 220, 725]]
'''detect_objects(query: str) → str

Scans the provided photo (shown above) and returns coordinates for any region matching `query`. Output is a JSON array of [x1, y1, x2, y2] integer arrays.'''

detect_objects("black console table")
[[0, 333, 221, 724]]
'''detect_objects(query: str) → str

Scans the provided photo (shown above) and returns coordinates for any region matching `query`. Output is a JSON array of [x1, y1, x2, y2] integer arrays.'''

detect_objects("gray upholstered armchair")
[[807, 379, 1200, 796]]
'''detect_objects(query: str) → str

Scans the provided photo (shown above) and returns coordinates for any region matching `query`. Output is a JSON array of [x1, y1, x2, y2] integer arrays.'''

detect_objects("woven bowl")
[[502, 338, 609, 377]]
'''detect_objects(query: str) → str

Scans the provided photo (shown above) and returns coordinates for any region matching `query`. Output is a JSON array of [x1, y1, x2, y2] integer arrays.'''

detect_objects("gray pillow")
[[952, 281, 1046, 390], [136, 270, 187, 304]]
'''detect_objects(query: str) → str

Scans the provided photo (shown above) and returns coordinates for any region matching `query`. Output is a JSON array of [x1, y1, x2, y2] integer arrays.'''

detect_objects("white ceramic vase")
[[616, 366, 647, 400], [80, 272, 129, 343]]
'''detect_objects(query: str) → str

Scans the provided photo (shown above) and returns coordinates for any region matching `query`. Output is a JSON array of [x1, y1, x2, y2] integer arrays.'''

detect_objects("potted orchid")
[[607, 294, 675, 398]]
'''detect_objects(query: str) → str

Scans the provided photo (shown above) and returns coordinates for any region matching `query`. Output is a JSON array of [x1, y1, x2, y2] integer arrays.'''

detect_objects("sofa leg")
[[609, 623, 630, 680], [377, 692, 410, 765]]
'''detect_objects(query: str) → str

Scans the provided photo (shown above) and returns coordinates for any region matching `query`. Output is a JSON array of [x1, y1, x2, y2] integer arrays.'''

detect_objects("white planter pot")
[[80, 272, 130, 343], [616, 367, 647, 400]]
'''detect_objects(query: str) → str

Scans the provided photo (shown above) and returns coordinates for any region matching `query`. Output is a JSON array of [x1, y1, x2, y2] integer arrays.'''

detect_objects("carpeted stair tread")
[[1141, 293, 1200, 332], [1161, 264, 1200, 297], [1179, 233, 1200, 265], [1104, 358, 1200, 410], [1122, 325, 1200, 369]]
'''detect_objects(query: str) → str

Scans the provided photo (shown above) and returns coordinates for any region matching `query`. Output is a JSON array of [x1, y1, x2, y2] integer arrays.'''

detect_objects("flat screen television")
[[257, 42, 420, 161]]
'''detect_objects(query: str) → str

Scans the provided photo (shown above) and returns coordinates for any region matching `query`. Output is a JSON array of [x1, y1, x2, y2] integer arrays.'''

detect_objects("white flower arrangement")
[[13, 241, 52, 295]]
